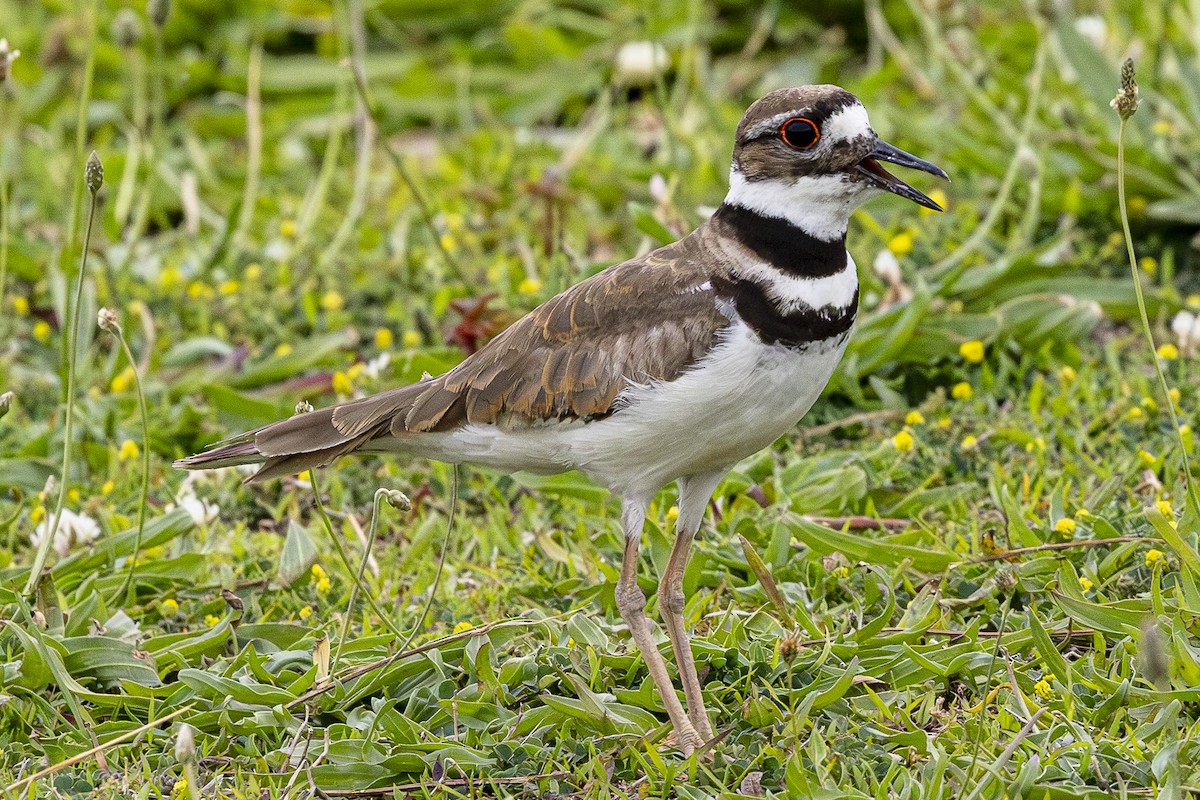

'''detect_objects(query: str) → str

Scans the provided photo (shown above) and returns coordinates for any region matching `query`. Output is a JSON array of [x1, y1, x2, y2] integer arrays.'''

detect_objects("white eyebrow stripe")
[[822, 103, 872, 143]]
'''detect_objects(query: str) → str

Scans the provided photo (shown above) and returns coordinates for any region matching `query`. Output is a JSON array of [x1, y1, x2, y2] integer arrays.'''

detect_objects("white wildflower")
[[167, 494, 219, 526], [0, 39, 19, 85], [1073, 16, 1108, 50], [649, 173, 668, 205], [362, 351, 391, 380], [1172, 310, 1200, 356], [614, 42, 669, 86], [873, 249, 902, 285], [31, 509, 101, 557]]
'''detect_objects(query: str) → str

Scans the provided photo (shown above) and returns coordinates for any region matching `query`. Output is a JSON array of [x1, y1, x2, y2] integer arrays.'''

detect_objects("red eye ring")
[[780, 117, 820, 150]]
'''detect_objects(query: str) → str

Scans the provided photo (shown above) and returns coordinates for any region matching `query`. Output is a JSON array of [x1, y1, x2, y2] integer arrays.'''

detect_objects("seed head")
[[174, 723, 196, 765], [1111, 58, 1140, 120], [97, 307, 120, 333], [778, 635, 799, 664], [147, 0, 171, 28], [294, 400, 313, 415], [382, 488, 411, 511], [112, 9, 144, 49], [85, 151, 104, 195]]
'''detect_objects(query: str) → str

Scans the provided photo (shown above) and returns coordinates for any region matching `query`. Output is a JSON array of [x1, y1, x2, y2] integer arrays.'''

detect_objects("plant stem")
[[333, 488, 389, 666], [58, 0, 99, 400], [26, 187, 100, 595], [395, 464, 456, 654], [1116, 116, 1200, 524], [309, 471, 406, 641], [111, 329, 151, 605]]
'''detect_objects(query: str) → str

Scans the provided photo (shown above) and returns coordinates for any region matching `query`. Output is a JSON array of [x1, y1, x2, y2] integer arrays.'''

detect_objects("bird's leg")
[[615, 497, 702, 756], [659, 473, 722, 741]]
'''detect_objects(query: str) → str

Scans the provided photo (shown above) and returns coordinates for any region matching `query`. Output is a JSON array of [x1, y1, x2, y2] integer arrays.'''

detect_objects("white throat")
[[725, 169, 875, 242]]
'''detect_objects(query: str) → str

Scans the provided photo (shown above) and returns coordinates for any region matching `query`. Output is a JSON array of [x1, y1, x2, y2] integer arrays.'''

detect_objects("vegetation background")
[[1, 0, 1199, 796]]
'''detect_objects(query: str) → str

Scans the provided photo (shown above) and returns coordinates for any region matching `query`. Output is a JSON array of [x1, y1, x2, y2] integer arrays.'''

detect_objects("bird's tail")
[[174, 403, 390, 484]]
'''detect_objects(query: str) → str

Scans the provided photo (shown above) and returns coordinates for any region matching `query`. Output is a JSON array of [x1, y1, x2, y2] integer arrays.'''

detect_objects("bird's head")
[[727, 85, 948, 241]]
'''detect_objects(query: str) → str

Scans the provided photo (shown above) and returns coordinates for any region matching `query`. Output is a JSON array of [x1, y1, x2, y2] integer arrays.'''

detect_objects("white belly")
[[376, 321, 850, 497]]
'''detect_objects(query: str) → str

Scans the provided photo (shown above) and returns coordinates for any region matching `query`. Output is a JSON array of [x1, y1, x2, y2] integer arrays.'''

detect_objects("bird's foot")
[[663, 720, 704, 758]]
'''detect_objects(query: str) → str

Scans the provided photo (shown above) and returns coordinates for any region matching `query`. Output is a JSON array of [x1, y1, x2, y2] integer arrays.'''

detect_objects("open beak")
[[854, 139, 949, 211]]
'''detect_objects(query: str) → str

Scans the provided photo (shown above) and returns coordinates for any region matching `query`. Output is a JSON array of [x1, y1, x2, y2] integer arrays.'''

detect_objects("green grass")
[[2, 1, 1200, 797]]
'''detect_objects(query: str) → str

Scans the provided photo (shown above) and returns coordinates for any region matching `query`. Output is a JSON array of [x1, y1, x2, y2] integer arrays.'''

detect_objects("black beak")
[[854, 139, 949, 211]]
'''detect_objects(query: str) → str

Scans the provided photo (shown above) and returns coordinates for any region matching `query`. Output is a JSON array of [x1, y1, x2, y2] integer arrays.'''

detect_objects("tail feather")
[[174, 402, 393, 483]]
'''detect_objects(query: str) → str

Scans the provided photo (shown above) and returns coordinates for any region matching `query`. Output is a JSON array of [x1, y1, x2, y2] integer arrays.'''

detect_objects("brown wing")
[[331, 237, 730, 438]]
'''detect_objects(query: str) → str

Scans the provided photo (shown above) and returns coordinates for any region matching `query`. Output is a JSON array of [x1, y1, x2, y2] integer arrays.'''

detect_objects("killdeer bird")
[[178, 85, 946, 756]]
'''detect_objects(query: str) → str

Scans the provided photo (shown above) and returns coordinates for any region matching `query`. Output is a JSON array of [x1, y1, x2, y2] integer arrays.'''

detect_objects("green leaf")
[[278, 520, 318, 587]]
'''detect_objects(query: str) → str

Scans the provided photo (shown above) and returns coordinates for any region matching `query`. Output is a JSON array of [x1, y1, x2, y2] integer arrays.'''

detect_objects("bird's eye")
[[780, 117, 820, 150]]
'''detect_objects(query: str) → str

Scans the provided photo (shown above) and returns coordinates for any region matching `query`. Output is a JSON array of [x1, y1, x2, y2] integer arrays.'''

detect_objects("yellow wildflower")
[[161, 598, 179, 617], [171, 778, 188, 798], [1054, 518, 1076, 535], [331, 370, 353, 395], [1034, 674, 1054, 699], [33, 320, 52, 342], [1141, 396, 1158, 413], [1078, 575, 1093, 592], [1188, 293, 1200, 309], [893, 430, 915, 452], [186, 281, 213, 299], [1058, 365, 1076, 384], [1169, 388, 1181, 404], [951, 382, 973, 401], [887, 231, 914, 256], [452, 621, 474, 634], [1139, 256, 1157, 276], [346, 362, 364, 381], [244, 262, 263, 281], [1138, 449, 1157, 467], [1153, 119, 1174, 135], [274, 342, 293, 357], [1156, 499, 1173, 519], [519, 277, 543, 295], [299, 605, 313, 621], [320, 290, 344, 312], [1157, 343, 1179, 360], [159, 266, 183, 290], [30, 506, 45, 524], [959, 340, 985, 363], [960, 435, 978, 451], [12, 296, 29, 315], [1126, 406, 1144, 421], [1145, 548, 1166, 568], [402, 330, 422, 348], [665, 505, 679, 525], [904, 410, 925, 426], [312, 563, 331, 594], [440, 233, 457, 254], [218, 279, 240, 296], [101, 480, 115, 495], [921, 188, 948, 215], [280, 219, 298, 238], [68, 488, 80, 503], [204, 614, 221, 627], [374, 327, 394, 349], [111, 367, 135, 393], [118, 439, 140, 462], [1026, 437, 1046, 452]]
